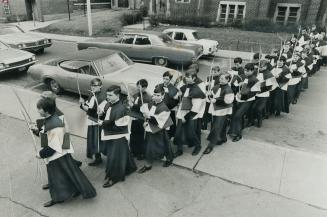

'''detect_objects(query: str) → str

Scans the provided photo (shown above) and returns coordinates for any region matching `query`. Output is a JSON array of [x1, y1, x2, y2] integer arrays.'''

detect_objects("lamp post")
[[86, 0, 92, 36], [66, 0, 71, 21]]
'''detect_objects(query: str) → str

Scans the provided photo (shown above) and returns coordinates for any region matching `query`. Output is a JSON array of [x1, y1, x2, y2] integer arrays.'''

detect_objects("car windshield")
[[0, 41, 9, 50], [0, 26, 24, 35], [94, 52, 133, 75], [152, 34, 173, 45], [192, 32, 200, 40]]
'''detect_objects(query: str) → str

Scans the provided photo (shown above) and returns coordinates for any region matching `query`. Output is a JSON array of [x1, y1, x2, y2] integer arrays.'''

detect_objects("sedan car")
[[0, 24, 52, 53], [163, 28, 218, 56], [28, 48, 179, 96], [77, 32, 203, 68], [0, 41, 36, 74]]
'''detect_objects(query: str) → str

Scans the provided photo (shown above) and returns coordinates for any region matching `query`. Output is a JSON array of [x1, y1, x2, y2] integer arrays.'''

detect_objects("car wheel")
[[37, 48, 45, 54], [154, 57, 168, 67], [48, 79, 62, 94]]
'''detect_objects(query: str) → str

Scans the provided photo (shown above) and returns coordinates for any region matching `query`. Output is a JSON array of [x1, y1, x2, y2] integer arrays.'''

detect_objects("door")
[[118, 0, 129, 7], [132, 35, 153, 62]]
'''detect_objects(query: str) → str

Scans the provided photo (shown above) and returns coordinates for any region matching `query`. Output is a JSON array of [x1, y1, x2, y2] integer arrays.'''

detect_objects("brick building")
[[144, 0, 327, 26], [0, 0, 73, 22]]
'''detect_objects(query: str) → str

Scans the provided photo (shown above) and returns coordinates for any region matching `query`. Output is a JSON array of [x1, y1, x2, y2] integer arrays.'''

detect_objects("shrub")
[[120, 11, 143, 26], [149, 14, 212, 27], [140, 6, 148, 17], [243, 19, 298, 33]]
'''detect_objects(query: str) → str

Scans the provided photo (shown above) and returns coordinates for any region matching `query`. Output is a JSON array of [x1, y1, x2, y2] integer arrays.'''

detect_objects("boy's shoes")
[[174, 150, 183, 157], [192, 146, 201, 156], [232, 136, 242, 142], [203, 147, 213, 154], [88, 158, 102, 166], [138, 165, 152, 174], [103, 179, 117, 188], [43, 200, 61, 207], [162, 160, 172, 167]]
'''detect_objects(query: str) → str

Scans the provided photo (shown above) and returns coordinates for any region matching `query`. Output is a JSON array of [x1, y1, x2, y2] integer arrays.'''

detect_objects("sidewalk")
[[1, 68, 327, 210]]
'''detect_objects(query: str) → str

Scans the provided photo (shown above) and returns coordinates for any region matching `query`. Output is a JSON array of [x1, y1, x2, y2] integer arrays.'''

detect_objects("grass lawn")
[[147, 25, 292, 53], [37, 10, 126, 37]]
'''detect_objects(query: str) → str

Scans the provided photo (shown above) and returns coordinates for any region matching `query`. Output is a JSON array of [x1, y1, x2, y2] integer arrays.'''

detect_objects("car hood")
[[198, 39, 218, 45], [0, 33, 47, 44], [0, 48, 34, 64], [105, 63, 178, 94]]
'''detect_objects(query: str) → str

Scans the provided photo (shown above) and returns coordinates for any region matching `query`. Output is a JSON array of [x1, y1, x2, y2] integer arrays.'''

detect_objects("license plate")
[[18, 67, 26, 71]]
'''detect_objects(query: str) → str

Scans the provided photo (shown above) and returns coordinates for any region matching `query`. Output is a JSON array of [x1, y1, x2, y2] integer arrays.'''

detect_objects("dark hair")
[[253, 53, 261, 60], [234, 57, 242, 64], [136, 79, 148, 88], [90, 78, 102, 86], [163, 71, 173, 79], [154, 85, 165, 95], [279, 56, 286, 62], [37, 98, 56, 115], [244, 63, 255, 71], [212, 66, 220, 71], [106, 85, 121, 95], [221, 72, 231, 82]]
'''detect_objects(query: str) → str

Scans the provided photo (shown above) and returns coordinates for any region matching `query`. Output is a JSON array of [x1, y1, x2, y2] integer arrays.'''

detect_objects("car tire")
[[37, 48, 45, 54], [154, 57, 168, 67], [48, 79, 62, 94]]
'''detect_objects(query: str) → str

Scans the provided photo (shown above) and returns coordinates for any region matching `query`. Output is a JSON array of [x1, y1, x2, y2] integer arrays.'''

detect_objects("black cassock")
[[81, 92, 106, 159], [101, 100, 137, 182], [129, 91, 151, 158], [39, 114, 96, 203], [142, 101, 174, 163], [271, 65, 291, 114], [174, 78, 206, 150]]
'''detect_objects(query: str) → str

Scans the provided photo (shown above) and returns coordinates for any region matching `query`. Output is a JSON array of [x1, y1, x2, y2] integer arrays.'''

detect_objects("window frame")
[[216, 1, 246, 25], [175, 0, 191, 3], [273, 3, 301, 25]]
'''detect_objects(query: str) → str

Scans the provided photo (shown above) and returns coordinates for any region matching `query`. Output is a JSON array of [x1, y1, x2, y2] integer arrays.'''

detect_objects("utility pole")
[[86, 0, 92, 36], [66, 0, 71, 21]]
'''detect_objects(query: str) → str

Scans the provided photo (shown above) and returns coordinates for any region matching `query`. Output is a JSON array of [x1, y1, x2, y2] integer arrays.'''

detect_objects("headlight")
[[17, 44, 23, 49], [44, 39, 48, 44], [22, 43, 26, 48], [32, 55, 36, 61], [0, 63, 4, 69]]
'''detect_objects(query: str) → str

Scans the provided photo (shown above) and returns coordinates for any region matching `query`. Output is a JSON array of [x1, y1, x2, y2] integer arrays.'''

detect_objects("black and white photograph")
[[0, 0, 327, 216]]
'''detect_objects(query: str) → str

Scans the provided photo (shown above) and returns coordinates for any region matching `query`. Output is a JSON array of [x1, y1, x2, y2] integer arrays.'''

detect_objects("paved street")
[[1, 30, 327, 217]]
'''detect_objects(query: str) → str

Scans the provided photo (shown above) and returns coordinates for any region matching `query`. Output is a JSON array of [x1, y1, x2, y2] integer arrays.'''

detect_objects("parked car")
[[77, 32, 203, 68], [163, 28, 219, 56], [0, 24, 52, 53], [0, 41, 36, 74], [28, 48, 179, 95]]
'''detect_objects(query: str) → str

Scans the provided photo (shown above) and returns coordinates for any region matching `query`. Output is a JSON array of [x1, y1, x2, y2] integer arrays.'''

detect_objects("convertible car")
[[0, 41, 36, 74], [77, 32, 203, 68], [163, 28, 219, 56], [0, 24, 52, 53], [28, 48, 178, 95]]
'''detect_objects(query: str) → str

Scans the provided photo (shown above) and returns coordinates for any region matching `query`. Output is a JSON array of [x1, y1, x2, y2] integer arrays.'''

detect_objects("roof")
[[163, 28, 197, 33], [61, 48, 117, 61]]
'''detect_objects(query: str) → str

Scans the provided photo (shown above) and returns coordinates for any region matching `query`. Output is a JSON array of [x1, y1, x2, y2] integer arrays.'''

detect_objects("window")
[[165, 31, 173, 37], [134, 36, 151, 45], [121, 35, 135, 44], [274, 3, 301, 25], [175, 0, 190, 3], [174, 32, 187, 41], [217, 1, 246, 24], [80, 65, 97, 76]]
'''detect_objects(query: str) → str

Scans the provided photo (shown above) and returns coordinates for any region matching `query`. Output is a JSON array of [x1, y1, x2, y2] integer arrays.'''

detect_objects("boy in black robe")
[[174, 72, 206, 156], [138, 86, 174, 173], [80, 78, 106, 166], [33, 98, 96, 207], [129, 79, 152, 160], [156, 71, 179, 138], [249, 60, 277, 128], [99, 85, 137, 188], [271, 56, 291, 116], [203, 72, 234, 154], [287, 53, 305, 105], [228, 63, 260, 142]]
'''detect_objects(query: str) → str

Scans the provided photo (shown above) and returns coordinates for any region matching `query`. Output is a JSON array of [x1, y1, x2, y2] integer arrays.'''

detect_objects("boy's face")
[[245, 68, 254, 77], [234, 62, 241, 68], [38, 108, 49, 118], [277, 60, 284, 68], [152, 92, 164, 103], [106, 91, 119, 103], [163, 76, 170, 86], [184, 75, 195, 84], [293, 55, 300, 62], [137, 84, 147, 92], [219, 75, 229, 85], [91, 84, 101, 93]]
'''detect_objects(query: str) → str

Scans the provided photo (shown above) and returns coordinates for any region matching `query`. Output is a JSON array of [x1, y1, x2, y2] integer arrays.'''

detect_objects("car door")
[[117, 34, 136, 59], [132, 35, 153, 62]]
